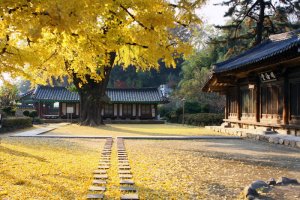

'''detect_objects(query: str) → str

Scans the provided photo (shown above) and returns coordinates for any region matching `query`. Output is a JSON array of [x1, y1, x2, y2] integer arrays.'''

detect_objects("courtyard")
[[0, 124, 299, 199]]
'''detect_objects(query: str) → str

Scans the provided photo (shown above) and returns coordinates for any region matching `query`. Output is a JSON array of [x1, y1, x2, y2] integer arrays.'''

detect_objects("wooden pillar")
[[237, 86, 241, 120], [283, 75, 289, 125], [224, 91, 229, 120], [59, 103, 62, 117], [138, 104, 141, 118], [255, 80, 260, 123], [132, 104, 136, 117], [114, 104, 118, 117], [38, 101, 42, 118], [119, 104, 123, 117]]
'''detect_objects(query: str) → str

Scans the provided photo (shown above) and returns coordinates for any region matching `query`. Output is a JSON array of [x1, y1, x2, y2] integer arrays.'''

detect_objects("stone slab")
[[97, 166, 109, 170], [120, 194, 139, 200], [119, 166, 131, 170], [87, 194, 104, 199], [120, 180, 134, 185], [94, 174, 108, 179], [89, 186, 106, 191], [92, 180, 107, 184], [119, 160, 129, 162], [118, 161, 128, 163], [100, 158, 111, 160], [119, 170, 131, 174], [119, 174, 133, 179], [118, 157, 128, 160], [120, 186, 136, 192], [118, 164, 130, 166], [94, 170, 107, 174], [99, 162, 110, 165]]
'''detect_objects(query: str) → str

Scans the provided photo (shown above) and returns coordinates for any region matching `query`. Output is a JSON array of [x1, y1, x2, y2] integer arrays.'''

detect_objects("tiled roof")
[[106, 88, 164, 103], [214, 30, 300, 73], [32, 86, 79, 102], [29, 85, 165, 103]]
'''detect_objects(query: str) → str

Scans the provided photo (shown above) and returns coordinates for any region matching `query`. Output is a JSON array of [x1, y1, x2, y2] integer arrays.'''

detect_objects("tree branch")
[[234, 0, 259, 38], [119, 4, 154, 30], [125, 42, 148, 49]]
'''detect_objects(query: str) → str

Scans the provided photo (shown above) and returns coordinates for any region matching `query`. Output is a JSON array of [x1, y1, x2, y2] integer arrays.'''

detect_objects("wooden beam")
[[215, 76, 237, 85], [208, 86, 229, 91]]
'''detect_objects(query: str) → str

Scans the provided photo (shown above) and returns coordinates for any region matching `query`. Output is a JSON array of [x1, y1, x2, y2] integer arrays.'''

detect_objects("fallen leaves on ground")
[[47, 124, 226, 137], [125, 140, 300, 199], [0, 137, 103, 199]]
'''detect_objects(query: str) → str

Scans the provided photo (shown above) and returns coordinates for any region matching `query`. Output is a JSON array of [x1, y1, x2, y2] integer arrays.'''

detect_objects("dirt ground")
[[125, 139, 300, 199]]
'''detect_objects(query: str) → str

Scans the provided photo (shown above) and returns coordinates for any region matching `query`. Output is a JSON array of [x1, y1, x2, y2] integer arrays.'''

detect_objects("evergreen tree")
[[215, 0, 300, 46]]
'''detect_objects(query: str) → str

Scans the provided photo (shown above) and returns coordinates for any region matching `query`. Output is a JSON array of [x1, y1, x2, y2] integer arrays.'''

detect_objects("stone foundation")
[[206, 126, 300, 149]]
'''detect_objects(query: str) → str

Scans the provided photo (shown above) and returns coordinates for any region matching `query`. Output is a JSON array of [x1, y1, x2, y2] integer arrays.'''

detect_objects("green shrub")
[[0, 117, 32, 133], [33, 117, 44, 124], [23, 110, 30, 117], [1, 106, 16, 116], [29, 111, 38, 118], [168, 113, 224, 126], [185, 101, 202, 114]]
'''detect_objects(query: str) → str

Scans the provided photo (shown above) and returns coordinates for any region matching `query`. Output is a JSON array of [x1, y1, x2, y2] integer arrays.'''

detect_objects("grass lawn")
[[0, 137, 103, 199], [46, 123, 225, 137]]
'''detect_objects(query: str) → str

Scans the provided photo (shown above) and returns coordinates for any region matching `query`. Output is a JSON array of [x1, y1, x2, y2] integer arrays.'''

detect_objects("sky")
[[198, 0, 229, 26]]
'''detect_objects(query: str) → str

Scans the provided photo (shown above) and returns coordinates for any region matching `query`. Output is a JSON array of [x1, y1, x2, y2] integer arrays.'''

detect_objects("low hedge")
[[168, 113, 224, 126], [0, 117, 33, 133]]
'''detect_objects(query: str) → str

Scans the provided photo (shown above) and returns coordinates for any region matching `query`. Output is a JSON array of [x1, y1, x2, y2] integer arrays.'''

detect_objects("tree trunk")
[[71, 52, 116, 126], [255, 0, 265, 45], [79, 84, 105, 126]]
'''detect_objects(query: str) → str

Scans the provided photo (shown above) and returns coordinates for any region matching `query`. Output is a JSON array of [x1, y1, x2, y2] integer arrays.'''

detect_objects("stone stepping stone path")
[[92, 180, 107, 185], [89, 186, 106, 192], [87, 138, 139, 199], [121, 194, 139, 200], [118, 170, 132, 174], [87, 138, 113, 200], [117, 138, 139, 200], [120, 186, 137, 192], [119, 166, 131, 170], [120, 179, 135, 185], [93, 170, 107, 174], [87, 194, 104, 199]]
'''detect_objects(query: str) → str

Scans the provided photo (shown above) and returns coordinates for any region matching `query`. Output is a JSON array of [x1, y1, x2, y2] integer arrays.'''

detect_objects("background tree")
[[0, 84, 18, 108], [176, 42, 225, 113], [215, 0, 300, 47], [0, 0, 205, 126]]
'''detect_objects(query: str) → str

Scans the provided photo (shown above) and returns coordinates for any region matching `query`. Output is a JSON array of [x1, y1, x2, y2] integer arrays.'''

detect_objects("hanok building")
[[20, 85, 167, 121], [203, 30, 300, 135]]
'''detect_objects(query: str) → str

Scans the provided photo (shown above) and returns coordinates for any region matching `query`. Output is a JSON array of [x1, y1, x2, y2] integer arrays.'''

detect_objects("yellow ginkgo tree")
[[0, 0, 204, 126]]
